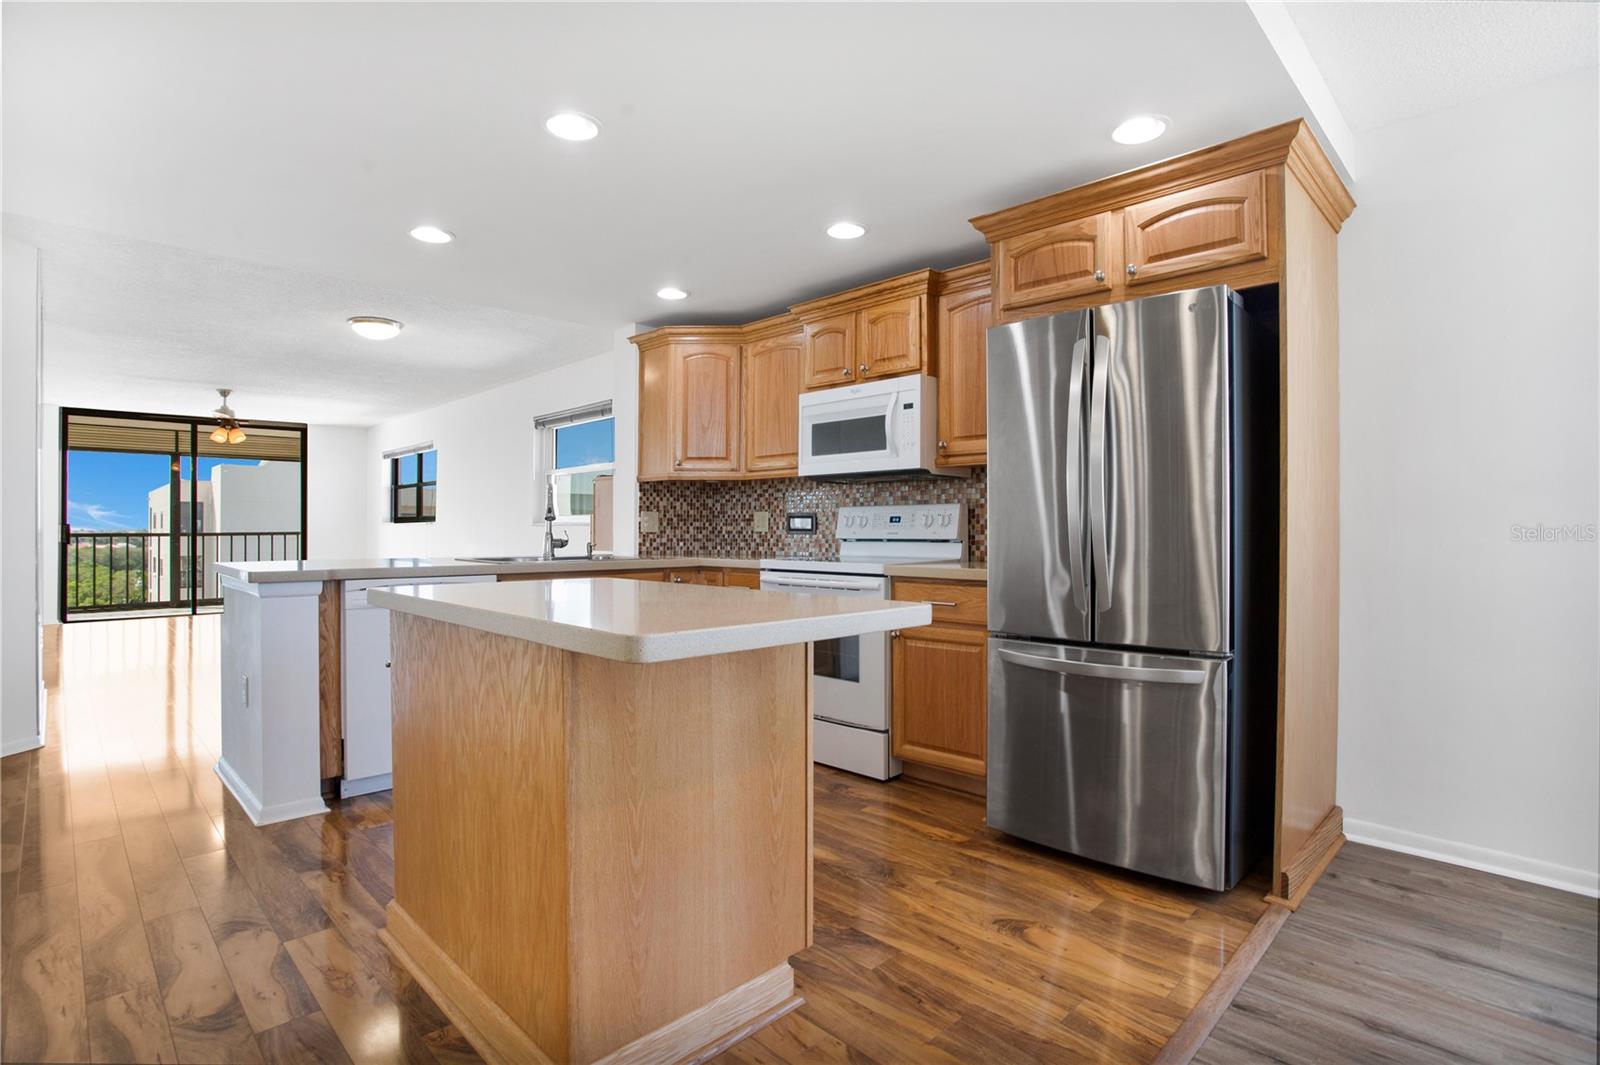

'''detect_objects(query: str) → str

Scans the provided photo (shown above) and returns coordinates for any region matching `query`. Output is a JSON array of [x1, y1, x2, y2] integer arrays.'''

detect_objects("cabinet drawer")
[[892, 579, 986, 626], [1123, 171, 1268, 286], [724, 569, 761, 589]]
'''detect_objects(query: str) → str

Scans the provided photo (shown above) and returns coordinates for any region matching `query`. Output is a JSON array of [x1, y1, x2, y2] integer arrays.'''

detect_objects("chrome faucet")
[[542, 483, 570, 561]]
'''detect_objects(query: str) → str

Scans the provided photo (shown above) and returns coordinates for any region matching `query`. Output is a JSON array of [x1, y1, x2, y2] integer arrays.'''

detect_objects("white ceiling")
[[1286, 1, 1598, 133], [3, 2, 1320, 423]]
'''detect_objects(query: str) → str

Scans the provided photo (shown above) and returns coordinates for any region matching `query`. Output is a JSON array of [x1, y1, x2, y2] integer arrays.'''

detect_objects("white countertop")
[[215, 555, 763, 584], [368, 578, 932, 663], [883, 562, 987, 582]]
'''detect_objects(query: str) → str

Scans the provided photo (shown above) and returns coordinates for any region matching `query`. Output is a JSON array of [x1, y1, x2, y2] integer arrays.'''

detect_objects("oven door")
[[798, 384, 909, 477], [758, 572, 890, 730]]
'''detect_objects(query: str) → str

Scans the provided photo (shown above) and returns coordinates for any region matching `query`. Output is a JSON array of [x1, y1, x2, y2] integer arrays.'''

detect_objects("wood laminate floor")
[[1197, 843, 1599, 1064], [4, 615, 1273, 1063]]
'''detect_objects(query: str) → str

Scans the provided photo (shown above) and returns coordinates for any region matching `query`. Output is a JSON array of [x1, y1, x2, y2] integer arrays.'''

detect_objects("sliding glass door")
[[60, 409, 308, 619]]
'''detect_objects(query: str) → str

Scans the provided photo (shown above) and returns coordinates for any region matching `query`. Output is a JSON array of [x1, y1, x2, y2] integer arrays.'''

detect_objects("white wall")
[[306, 425, 368, 558], [367, 326, 639, 559], [3, 236, 43, 755], [1338, 66, 1599, 894]]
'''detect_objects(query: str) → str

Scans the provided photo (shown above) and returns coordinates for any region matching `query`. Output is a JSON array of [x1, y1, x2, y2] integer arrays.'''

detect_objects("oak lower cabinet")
[[890, 579, 988, 781]]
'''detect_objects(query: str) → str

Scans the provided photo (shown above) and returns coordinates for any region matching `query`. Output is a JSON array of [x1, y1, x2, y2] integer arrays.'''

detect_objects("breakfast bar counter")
[[367, 578, 928, 1065]]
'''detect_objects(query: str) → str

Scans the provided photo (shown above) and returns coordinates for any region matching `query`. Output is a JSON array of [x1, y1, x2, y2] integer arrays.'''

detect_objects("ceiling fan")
[[209, 388, 247, 445]]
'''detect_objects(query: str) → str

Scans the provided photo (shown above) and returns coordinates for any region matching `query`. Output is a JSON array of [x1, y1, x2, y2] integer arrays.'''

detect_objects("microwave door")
[[803, 393, 896, 472]]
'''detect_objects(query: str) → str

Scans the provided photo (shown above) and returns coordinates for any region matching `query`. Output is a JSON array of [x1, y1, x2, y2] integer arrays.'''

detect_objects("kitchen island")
[[368, 578, 929, 1065]]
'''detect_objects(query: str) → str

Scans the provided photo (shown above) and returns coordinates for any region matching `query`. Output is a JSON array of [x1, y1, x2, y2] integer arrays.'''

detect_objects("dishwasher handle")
[[996, 648, 1206, 686]]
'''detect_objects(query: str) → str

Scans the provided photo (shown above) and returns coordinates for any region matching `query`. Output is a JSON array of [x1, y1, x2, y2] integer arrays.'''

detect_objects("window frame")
[[390, 450, 437, 524], [542, 415, 615, 525]]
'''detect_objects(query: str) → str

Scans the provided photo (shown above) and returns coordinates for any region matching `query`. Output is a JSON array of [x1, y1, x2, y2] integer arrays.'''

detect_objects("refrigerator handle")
[[996, 648, 1206, 685], [1064, 329, 1089, 611], [1088, 327, 1112, 612]]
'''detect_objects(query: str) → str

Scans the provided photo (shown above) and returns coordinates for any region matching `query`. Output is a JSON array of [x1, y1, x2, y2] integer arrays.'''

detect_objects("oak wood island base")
[[368, 579, 930, 1064]]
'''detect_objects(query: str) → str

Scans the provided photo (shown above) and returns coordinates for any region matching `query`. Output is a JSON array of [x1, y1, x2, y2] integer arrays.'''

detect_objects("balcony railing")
[[66, 531, 302, 613]]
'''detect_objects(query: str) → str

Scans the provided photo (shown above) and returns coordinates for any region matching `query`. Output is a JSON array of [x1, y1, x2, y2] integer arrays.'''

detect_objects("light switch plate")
[[752, 510, 770, 533], [639, 511, 660, 534]]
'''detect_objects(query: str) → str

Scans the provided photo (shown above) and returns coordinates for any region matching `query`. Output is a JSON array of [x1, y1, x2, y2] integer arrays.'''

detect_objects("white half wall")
[[367, 325, 639, 559], [1338, 66, 1600, 895], [3, 236, 43, 755], [306, 425, 368, 558]]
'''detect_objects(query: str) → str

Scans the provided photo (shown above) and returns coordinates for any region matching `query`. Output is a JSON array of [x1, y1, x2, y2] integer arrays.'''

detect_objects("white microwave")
[[797, 373, 959, 478]]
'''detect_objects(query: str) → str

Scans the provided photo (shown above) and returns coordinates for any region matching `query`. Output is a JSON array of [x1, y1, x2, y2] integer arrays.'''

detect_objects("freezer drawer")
[[986, 638, 1230, 889]]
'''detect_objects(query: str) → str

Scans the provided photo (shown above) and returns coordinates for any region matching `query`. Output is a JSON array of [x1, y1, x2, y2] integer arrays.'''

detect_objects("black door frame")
[[59, 406, 310, 622]]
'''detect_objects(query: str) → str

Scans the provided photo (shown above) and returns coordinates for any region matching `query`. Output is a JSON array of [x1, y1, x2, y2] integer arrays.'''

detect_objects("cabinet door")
[[802, 312, 856, 389], [935, 284, 992, 466], [891, 623, 987, 777], [743, 332, 804, 474], [672, 344, 741, 473], [637, 344, 674, 480], [995, 213, 1115, 312], [859, 295, 923, 378], [724, 569, 761, 589], [1123, 171, 1268, 286]]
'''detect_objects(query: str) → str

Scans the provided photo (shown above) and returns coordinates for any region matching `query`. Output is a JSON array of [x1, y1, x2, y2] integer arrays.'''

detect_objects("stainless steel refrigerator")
[[985, 285, 1277, 890]]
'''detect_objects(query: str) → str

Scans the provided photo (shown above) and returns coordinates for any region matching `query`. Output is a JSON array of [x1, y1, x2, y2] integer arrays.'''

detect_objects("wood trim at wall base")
[[381, 903, 556, 1065], [899, 760, 985, 797], [592, 964, 797, 1065], [1268, 805, 1345, 910], [1150, 904, 1291, 1065]]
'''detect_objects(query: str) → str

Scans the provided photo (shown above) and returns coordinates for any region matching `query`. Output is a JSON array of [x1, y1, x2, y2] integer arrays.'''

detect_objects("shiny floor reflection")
[[2, 615, 1270, 1064]]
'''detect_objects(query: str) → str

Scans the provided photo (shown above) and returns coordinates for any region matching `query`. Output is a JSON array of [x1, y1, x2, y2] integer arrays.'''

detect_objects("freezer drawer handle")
[[996, 648, 1206, 685]]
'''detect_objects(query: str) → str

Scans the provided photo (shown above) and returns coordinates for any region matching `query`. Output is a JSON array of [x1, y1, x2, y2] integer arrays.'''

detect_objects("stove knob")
[[941, 514, 953, 527]]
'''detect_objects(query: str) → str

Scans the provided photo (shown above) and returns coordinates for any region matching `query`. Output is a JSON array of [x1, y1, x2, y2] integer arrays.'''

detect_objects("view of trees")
[[65, 536, 149, 609]]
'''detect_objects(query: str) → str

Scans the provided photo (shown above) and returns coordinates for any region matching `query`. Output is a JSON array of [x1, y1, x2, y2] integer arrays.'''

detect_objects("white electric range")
[[760, 503, 966, 779]]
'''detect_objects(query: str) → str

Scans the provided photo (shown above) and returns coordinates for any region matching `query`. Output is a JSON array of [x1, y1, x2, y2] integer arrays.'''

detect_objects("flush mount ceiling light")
[[1111, 114, 1169, 145], [348, 316, 404, 340], [545, 111, 601, 141], [408, 225, 454, 244], [209, 388, 248, 445], [656, 286, 689, 301], [826, 221, 867, 240]]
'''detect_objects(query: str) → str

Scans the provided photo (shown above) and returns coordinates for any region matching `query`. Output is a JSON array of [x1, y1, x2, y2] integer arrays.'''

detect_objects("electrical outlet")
[[639, 510, 660, 534], [752, 510, 770, 533]]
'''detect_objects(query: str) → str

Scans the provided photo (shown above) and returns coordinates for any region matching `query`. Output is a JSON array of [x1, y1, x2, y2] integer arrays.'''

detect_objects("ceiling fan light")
[[209, 426, 229, 444], [227, 426, 247, 444]]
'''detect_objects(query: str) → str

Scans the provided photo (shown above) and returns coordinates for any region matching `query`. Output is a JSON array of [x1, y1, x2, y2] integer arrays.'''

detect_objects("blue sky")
[[66, 451, 266, 531]]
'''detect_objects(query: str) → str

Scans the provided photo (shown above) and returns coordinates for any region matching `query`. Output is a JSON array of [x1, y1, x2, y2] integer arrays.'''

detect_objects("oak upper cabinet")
[[859, 295, 923, 378], [890, 578, 988, 779], [801, 312, 856, 389], [743, 326, 804, 475], [637, 342, 675, 480], [672, 342, 741, 474], [935, 264, 992, 467], [1122, 171, 1269, 286], [795, 270, 934, 392], [994, 213, 1115, 314]]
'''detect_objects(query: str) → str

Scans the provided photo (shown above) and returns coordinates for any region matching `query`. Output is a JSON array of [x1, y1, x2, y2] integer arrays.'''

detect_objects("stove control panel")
[[837, 503, 965, 541]]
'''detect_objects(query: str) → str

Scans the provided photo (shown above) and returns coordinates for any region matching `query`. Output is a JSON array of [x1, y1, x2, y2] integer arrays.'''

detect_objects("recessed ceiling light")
[[1111, 114, 1169, 145], [545, 111, 601, 141], [408, 225, 454, 244], [826, 221, 867, 240], [656, 287, 688, 301], [348, 316, 404, 340]]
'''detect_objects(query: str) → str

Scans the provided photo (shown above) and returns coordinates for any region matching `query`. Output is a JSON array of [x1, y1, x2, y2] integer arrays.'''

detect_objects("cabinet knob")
[[890, 630, 900, 639], [938, 440, 948, 449], [858, 364, 868, 373], [1126, 264, 1138, 276], [840, 368, 851, 376], [674, 460, 682, 467], [1093, 269, 1105, 282]]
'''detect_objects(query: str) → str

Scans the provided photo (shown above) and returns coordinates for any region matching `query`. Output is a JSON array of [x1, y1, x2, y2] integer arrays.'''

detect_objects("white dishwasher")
[[341, 575, 494, 797]]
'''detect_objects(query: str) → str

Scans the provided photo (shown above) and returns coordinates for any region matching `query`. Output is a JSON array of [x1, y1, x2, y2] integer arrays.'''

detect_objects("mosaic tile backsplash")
[[638, 468, 987, 562]]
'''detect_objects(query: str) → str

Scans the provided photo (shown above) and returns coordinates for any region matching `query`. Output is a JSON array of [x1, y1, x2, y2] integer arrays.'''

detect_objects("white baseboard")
[[214, 758, 329, 826], [1, 733, 44, 758], [1344, 818, 1599, 898]]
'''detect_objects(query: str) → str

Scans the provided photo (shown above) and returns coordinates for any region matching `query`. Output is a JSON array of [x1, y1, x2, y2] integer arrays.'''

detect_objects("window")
[[548, 416, 614, 520], [390, 449, 437, 522]]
